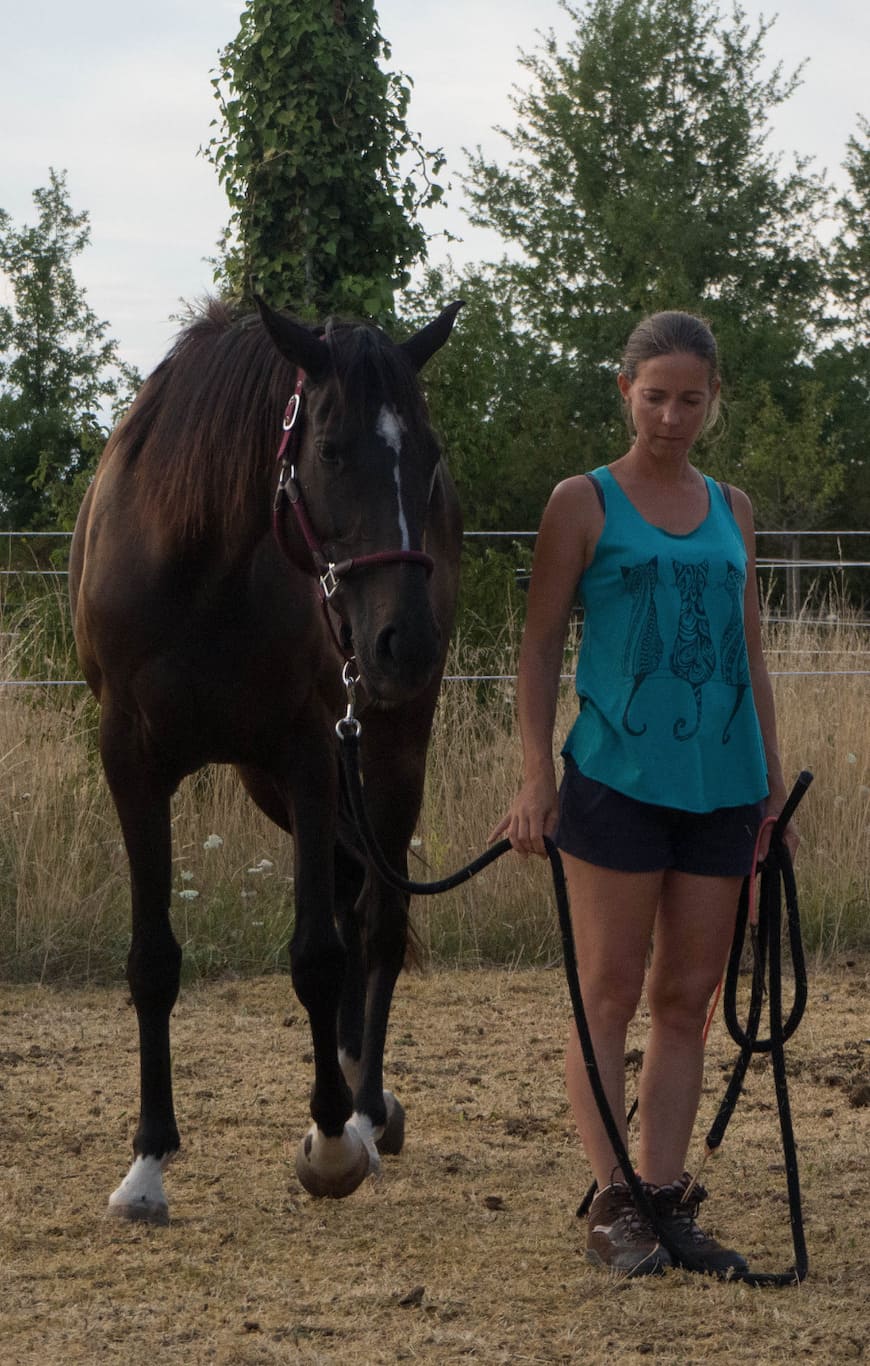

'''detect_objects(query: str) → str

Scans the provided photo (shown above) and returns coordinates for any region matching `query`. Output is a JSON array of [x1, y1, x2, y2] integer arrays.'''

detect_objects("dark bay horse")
[[70, 296, 463, 1221]]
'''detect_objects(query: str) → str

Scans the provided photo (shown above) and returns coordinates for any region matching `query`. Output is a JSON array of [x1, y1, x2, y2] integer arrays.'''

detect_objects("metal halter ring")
[[336, 659, 362, 738]]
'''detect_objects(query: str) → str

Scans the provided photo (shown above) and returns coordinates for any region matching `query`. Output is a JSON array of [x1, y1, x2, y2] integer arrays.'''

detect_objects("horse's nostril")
[[376, 625, 399, 667]]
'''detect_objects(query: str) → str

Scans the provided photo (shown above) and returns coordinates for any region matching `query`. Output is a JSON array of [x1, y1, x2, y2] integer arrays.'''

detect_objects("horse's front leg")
[[338, 731, 427, 1163], [101, 710, 181, 1224], [333, 839, 406, 1162], [354, 879, 410, 1156], [290, 761, 372, 1198]]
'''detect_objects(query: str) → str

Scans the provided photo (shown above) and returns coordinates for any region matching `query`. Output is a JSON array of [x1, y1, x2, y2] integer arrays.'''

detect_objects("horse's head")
[[257, 297, 463, 702]]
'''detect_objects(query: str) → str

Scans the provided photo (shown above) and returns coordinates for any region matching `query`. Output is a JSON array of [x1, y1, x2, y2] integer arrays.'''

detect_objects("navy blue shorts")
[[554, 758, 765, 877]]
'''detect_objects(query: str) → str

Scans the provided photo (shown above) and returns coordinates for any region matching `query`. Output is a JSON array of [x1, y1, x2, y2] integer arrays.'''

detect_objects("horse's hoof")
[[108, 1196, 170, 1226], [107, 1155, 171, 1225], [295, 1124, 372, 1198], [376, 1091, 405, 1156]]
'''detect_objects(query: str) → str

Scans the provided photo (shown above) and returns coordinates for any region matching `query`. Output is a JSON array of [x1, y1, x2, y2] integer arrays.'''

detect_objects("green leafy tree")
[[403, 266, 580, 530], [0, 170, 137, 531], [738, 381, 844, 529], [401, 265, 587, 643], [830, 117, 870, 343], [462, 0, 829, 469], [203, 0, 446, 321], [809, 121, 870, 529]]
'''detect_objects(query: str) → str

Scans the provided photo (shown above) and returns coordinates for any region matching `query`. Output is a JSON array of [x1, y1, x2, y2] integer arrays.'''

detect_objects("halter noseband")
[[271, 369, 435, 608]]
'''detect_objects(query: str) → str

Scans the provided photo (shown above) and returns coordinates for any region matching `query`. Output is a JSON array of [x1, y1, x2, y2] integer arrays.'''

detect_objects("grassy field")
[[0, 591, 868, 982]]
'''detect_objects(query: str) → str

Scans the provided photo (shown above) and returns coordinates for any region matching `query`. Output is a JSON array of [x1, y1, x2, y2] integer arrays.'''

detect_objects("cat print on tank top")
[[569, 468, 768, 809], [620, 556, 664, 735], [670, 559, 716, 740], [719, 560, 750, 743]]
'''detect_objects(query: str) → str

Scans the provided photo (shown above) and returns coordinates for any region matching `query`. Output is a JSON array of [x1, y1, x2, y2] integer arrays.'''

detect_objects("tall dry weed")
[[0, 591, 867, 981], [764, 601, 870, 954]]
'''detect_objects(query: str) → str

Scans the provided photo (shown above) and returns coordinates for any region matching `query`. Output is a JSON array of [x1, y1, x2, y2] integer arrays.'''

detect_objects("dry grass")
[[1, 962, 868, 1364], [0, 594, 868, 981]]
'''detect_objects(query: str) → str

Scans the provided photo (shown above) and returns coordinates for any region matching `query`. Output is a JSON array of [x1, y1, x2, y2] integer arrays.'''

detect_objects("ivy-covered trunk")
[[203, 0, 446, 323]]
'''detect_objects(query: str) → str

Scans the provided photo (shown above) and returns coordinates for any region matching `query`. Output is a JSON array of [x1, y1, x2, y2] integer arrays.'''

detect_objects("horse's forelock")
[[321, 321, 425, 434]]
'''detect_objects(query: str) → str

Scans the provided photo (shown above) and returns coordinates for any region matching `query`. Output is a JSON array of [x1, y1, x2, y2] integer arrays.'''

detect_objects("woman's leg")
[[561, 853, 664, 1190], [636, 870, 743, 1185]]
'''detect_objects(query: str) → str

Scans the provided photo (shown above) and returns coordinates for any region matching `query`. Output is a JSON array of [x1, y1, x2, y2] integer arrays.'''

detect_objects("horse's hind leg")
[[100, 705, 182, 1224]]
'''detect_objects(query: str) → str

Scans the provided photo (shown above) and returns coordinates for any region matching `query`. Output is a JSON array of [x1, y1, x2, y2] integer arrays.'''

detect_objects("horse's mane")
[[112, 298, 427, 547], [112, 299, 294, 545]]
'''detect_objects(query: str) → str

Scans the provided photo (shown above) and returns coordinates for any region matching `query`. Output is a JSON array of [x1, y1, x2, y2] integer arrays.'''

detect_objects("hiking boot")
[[649, 1172, 748, 1277], [586, 1182, 672, 1277]]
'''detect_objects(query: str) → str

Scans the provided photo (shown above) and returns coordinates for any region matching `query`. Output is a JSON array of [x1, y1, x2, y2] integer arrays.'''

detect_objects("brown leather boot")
[[648, 1172, 748, 1277], [586, 1182, 672, 1277]]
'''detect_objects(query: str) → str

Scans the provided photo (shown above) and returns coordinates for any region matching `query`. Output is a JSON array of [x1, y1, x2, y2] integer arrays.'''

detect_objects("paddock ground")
[[1, 960, 868, 1364]]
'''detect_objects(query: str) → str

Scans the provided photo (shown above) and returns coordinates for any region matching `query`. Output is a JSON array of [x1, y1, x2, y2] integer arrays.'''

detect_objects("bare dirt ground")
[[1, 961, 868, 1365]]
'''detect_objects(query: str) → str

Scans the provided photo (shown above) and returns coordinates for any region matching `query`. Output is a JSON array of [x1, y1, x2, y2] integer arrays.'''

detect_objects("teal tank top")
[[562, 466, 769, 813]]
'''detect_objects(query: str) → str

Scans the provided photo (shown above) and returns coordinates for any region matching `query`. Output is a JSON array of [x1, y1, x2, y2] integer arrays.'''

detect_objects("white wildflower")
[[203, 834, 224, 851], [181, 870, 195, 882], [246, 858, 274, 875], [178, 888, 199, 901]]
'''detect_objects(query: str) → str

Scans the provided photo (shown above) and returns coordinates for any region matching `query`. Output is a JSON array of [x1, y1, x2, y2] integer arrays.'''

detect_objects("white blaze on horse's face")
[[376, 404, 410, 552]]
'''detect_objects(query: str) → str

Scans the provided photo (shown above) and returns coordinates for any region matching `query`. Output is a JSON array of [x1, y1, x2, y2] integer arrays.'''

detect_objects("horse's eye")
[[315, 438, 340, 465]]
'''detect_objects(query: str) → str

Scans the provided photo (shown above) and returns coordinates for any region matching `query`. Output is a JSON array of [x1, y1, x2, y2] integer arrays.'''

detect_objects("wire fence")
[[2, 529, 870, 686]]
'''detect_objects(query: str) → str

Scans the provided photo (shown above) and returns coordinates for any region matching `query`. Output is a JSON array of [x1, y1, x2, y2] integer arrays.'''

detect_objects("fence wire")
[[2, 530, 869, 686]]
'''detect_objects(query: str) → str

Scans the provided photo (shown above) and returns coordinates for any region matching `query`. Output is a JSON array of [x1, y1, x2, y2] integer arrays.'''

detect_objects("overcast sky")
[[2, 1, 867, 378]]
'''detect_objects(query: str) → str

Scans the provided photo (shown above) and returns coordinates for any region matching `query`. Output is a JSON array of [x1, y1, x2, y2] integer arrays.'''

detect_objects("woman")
[[494, 312, 797, 1278]]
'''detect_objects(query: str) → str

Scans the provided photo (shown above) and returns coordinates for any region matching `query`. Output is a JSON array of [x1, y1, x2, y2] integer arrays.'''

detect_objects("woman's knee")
[[646, 970, 716, 1032], [580, 970, 645, 1031]]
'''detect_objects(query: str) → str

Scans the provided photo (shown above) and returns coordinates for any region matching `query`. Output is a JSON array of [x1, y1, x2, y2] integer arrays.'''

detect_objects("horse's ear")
[[254, 295, 330, 380], [400, 301, 464, 372]]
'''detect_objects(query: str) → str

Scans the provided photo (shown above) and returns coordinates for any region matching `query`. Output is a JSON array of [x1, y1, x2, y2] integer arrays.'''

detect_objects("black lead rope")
[[338, 720, 812, 1286]]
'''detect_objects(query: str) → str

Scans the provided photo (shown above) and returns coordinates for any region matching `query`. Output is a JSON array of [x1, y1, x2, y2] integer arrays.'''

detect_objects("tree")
[[400, 264, 589, 643], [203, 0, 445, 321], [738, 381, 843, 529], [462, 0, 829, 471], [799, 120, 870, 531], [0, 170, 137, 530], [830, 117, 870, 344]]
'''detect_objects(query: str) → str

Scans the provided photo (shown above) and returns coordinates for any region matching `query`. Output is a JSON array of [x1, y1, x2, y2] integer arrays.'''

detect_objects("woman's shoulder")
[[710, 478, 755, 547], [548, 469, 608, 514], [712, 477, 753, 518], [537, 472, 606, 572]]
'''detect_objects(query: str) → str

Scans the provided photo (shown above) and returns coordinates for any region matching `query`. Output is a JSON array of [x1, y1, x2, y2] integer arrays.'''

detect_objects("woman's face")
[[618, 352, 718, 460]]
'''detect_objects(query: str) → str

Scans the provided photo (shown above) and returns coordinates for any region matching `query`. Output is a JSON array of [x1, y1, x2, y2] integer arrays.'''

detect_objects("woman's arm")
[[491, 475, 602, 856], [729, 485, 798, 859]]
